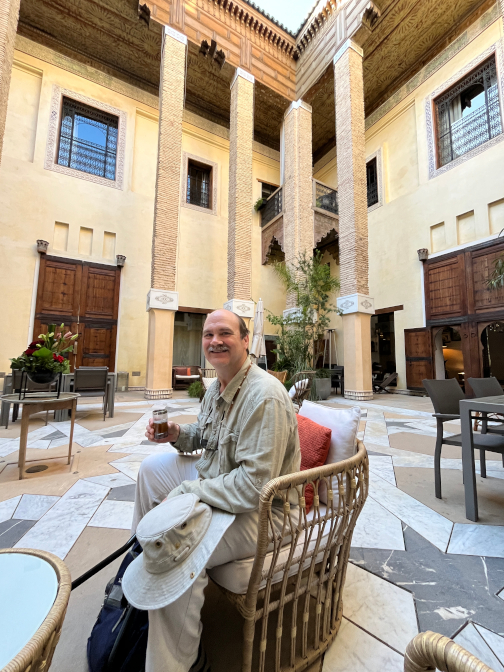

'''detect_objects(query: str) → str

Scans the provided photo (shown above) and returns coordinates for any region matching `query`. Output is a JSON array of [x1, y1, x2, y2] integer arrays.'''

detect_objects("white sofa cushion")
[[175, 374, 200, 380], [209, 506, 330, 594], [298, 401, 360, 503]]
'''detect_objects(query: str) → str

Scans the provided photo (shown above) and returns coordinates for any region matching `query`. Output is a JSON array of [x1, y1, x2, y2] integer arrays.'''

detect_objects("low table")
[[0, 392, 79, 479], [0, 548, 71, 671]]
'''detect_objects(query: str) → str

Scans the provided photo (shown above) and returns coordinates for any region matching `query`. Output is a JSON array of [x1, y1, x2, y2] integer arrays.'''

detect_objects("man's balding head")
[[202, 309, 250, 377]]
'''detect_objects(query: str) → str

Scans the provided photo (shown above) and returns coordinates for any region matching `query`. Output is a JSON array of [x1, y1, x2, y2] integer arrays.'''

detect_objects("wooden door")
[[76, 264, 120, 371], [404, 328, 434, 389], [34, 257, 120, 371]]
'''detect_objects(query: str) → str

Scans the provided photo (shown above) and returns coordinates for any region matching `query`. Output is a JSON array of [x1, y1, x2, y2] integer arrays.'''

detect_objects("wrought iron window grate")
[[187, 161, 211, 208], [261, 187, 283, 227], [57, 97, 118, 180], [366, 158, 378, 207], [435, 56, 502, 168], [314, 181, 338, 215]]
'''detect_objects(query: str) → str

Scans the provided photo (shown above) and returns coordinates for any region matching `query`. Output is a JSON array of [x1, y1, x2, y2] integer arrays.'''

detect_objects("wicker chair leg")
[[242, 616, 255, 672], [434, 420, 443, 499]]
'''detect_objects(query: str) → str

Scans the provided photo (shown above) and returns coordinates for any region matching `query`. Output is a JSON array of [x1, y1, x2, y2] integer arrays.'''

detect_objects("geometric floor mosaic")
[[1, 392, 503, 671]]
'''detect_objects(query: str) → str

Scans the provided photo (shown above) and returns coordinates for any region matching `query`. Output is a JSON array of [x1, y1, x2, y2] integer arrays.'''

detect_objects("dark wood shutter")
[[425, 255, 466, 320], [405, 328, 434, 389], [34, 257, 120, 371]]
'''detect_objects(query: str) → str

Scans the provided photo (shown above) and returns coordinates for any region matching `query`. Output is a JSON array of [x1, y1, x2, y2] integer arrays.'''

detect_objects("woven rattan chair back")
[[422, 378, 465, 416], [467, 376, 504, 398], [214, 440, 368, 672], [0, 548, 71, 672], [289, 371, 316, 407], [404, 631, 496, 672], [267, 370, 288, 384]]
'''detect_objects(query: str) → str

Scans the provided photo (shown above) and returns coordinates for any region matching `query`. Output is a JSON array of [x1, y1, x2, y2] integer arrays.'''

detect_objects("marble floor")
[[1, 390, 503, 671]]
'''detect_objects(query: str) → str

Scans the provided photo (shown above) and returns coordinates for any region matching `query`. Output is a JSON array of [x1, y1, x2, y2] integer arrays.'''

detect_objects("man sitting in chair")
[[131, 308, 300, 672]]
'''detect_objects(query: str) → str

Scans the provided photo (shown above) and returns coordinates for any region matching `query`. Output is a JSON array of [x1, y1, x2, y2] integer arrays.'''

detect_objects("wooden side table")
[[0, 393, 80, 480]]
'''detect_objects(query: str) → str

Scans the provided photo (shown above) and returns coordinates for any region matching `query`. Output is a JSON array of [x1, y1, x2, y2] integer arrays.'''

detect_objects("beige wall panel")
[[489, 198, 504, 234], [132, 111, 158, 198], [53, 221, 69, 252], [456, 210, 476, 245], [3, 63, 41, 162], [0, 46, 155, 383], [383, 104, 419, 202], [431, 222, 446, 253]]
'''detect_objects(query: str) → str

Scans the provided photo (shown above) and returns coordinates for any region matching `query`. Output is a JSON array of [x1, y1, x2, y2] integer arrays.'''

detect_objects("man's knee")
[[138, 452, 177, 485]]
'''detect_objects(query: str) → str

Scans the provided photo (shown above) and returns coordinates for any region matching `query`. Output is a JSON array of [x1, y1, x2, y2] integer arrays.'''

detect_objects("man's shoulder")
[[246, 365, 290, 403]]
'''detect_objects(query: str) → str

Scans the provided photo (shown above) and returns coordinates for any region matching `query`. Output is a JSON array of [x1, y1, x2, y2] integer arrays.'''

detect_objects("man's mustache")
[[208, 346, 229, 352]]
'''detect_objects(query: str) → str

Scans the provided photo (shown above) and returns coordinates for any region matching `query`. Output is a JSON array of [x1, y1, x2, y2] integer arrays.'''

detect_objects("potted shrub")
[[314, 369, 332, 400], [254, 197, 267, 212], [188, 380, 205, 401], [10, 324, 78, 384]]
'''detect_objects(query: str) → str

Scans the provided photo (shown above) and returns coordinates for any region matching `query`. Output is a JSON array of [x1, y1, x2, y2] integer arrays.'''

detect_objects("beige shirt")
[[168, 357, 300, 513]]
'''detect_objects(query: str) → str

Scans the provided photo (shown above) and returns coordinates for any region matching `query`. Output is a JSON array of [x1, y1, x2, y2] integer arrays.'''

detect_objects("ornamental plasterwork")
[[156, 294, 174, 305], [44, 85, 126, 190], [181, 152, 218, 217], [366, 147, 383, 213], [425, 41, 504, 180]]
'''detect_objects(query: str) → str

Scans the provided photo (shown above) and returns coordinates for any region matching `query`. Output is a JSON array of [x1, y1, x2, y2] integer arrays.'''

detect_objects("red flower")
[[53, 354, 65, 363], [24, 339, 44, 356]]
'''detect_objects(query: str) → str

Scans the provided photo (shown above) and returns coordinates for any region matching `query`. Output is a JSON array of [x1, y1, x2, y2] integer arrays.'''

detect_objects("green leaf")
[[33, 347, 53, 360]]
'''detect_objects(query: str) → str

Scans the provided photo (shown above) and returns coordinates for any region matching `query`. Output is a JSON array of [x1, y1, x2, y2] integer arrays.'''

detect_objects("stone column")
[[334, 40, 374, 400], [226, 68, 254, 324], [145, 26, 187, 400], [283, 100, 313, 311], [0, 0, 21, 165]]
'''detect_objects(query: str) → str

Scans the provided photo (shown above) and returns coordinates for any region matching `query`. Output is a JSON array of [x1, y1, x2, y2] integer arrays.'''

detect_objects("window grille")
[[187, 161, 211, 208], [314, 181, 338, 215], [435, 56, 502, 167], [261, 182, 278, 199], [367, 158, 378, 207], [57, 97, 118, 180]]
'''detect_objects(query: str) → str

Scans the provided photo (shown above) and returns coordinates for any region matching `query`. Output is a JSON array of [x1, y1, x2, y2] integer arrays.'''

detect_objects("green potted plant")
[[254, 197, 267, 212], [314, 368, 332, 400], [10, 324, 79, 384]]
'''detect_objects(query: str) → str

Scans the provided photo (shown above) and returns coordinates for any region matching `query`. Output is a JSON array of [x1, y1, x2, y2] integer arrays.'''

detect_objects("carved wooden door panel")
[[425, 255, 467, 321], [405, 327, 434, 389], [34, 257, 120, 371], [76, 264, 120, 370]]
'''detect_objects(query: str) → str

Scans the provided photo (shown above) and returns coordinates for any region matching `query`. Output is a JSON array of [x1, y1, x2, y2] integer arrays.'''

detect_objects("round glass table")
[[0, 552, 58, 668]]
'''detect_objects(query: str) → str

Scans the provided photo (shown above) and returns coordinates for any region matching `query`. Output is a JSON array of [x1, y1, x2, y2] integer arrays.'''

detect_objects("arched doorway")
[[481, 321, 504, 383]]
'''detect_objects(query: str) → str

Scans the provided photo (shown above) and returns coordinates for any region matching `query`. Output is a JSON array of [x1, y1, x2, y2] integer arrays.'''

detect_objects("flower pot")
[[27, 371, 59, 385], [314, 378, 331, 400]]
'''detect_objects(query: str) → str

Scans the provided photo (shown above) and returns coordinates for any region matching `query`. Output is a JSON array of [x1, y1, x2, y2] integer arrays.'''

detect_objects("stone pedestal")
[[227, 68, 254, 302], [145, 26, 187, 399], [0, 0, 21, 164], [334, 41, 373, 400]]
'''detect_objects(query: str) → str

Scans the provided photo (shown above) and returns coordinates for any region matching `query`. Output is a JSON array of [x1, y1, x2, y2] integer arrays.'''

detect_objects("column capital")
[[333, 39, 363, 66], [284, 99, 312, 119], [230, 67, 255, 89], [224, 299, 255, 318], [147, 289, 179, 311], [337, 293, 374, 315], [164, 25, 188, 45]]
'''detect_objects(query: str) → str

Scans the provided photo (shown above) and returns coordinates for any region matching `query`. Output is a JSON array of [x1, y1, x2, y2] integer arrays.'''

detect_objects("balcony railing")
[[260, 186, 283, 227], [313, 180, 338, 216]]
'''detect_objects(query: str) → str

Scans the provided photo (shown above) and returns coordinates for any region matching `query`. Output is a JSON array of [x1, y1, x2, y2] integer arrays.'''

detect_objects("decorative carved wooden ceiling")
[[306, 0, 492, 163]]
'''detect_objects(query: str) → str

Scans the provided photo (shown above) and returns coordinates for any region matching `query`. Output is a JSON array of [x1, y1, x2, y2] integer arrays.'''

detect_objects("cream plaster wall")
[[0, 47, 156, 384]]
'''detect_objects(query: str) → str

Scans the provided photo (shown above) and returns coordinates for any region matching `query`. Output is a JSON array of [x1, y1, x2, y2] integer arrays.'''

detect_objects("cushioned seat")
[[174, 374, 200, 379], [209, 505, 329, 594]]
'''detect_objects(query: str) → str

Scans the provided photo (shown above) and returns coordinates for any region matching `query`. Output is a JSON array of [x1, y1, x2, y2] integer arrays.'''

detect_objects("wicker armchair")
[[209, 440, 368, 672], [267, 370, 288, 384], [404, 631, 496, 671], [198, 367, 218, 391], [1, 548, 71, 672], [289, 371, 316, 408]]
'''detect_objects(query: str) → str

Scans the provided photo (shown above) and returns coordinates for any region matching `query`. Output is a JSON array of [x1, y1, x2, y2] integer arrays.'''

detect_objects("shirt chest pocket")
[[217, 425, 239, 472]]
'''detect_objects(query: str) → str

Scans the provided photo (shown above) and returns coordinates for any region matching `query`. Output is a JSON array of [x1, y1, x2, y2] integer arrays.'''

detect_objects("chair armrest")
[[405, 631, 495, 672], [433, 413, 460, 421]]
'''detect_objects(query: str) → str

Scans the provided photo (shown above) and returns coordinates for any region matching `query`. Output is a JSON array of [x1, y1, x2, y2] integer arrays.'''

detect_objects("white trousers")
[[132, 452, 275, 672]]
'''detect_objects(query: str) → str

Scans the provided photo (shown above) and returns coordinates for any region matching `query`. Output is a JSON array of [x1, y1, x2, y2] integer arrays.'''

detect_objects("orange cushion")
[[297, 415, 332, 512], [186, 367, 192, 376]]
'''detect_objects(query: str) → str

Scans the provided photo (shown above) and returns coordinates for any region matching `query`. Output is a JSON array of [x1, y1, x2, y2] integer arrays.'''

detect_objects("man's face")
[[202, 311, 248, 372]]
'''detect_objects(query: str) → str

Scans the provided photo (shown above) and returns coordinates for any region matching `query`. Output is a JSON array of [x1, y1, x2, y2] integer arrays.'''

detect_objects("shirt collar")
[[219, 356, 252, 404]]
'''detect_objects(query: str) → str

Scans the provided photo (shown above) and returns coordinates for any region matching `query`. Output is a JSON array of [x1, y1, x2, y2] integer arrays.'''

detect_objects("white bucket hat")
[[122, 493, 235, 610]]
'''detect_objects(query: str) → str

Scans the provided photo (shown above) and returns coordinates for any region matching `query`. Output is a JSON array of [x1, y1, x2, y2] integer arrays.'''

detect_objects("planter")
[[314, 378, 331, 400], [26, 371, 59, 385]]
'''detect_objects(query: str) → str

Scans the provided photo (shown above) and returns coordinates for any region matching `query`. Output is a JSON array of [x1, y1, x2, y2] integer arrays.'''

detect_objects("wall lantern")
[[417, 248, 429, 261], [37, 240, 49, 254], [116, 254, 126, 267]]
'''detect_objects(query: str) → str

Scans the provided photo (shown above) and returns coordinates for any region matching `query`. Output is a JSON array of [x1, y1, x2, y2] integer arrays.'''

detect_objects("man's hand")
[[145, 418, 180, 444]]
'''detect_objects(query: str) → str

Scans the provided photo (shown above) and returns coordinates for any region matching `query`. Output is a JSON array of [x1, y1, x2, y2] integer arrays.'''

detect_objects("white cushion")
[[288, 378, 309, 398], [175, 375, 200, 380], [298, 401, 360, 503], [209, 506, 330, 594]]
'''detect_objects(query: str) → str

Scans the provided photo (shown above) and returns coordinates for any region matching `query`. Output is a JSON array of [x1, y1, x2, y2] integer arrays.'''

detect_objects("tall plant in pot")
[[10, 324, 79, 384], [268, 251, 341, 384]]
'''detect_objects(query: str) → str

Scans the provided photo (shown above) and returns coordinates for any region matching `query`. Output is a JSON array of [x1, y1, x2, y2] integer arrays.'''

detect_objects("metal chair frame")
[[73, 366, 109, 421]]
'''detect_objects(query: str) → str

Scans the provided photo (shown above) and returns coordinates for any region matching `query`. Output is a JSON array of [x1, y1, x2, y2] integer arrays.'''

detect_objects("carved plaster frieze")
[[146, 289, 179, 311]]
